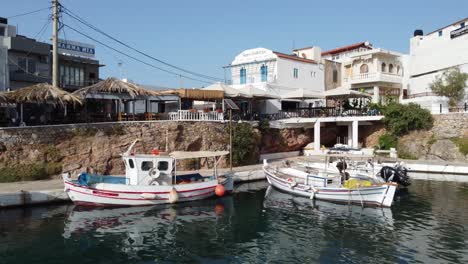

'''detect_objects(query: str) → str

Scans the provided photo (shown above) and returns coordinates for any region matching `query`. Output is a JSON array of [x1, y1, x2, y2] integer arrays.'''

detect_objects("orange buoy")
[[215, 184, 225, 197]]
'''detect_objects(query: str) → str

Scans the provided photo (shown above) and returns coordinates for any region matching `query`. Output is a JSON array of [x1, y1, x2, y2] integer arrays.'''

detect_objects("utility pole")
[[52, 0, 59, 87]]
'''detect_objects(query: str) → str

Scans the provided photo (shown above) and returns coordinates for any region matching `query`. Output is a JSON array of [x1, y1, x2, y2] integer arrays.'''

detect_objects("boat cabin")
[[123, 154, 175, 185]]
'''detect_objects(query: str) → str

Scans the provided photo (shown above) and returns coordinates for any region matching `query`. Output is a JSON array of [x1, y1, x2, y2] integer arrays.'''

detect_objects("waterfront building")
[[0, 18, 51, 90], [58, 39, 102, 91], [320, 42, 407, 104], [404, 17, 468, 113], [225, 47, 324, 114]]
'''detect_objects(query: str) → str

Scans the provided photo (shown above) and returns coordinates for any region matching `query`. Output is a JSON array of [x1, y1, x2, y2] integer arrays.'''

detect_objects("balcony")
[[345, 72, 402, 85]]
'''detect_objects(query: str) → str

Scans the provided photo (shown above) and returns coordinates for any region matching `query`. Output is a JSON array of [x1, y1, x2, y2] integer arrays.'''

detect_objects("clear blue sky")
[[3, 0, 468, 88]]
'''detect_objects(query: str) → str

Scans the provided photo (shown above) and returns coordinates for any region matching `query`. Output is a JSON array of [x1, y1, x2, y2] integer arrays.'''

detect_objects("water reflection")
[[0, 180, 467, 264]]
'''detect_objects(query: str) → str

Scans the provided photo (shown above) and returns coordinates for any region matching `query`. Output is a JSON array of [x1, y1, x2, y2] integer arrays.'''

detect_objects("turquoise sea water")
[[0, 180, 467, 264]]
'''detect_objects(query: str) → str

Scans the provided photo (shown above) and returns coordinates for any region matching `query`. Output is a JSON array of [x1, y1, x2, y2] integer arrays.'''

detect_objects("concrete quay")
[[0, 161, 277, 208]]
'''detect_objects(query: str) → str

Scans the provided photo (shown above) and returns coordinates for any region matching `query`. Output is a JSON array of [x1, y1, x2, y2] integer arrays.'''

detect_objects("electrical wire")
[[64, 25, 213, 84], [7, 7, 51, 19], [60, 5, 223, 82]]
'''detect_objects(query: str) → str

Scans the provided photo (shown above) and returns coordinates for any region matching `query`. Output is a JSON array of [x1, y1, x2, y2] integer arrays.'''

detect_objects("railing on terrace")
[[405, 92, 438, 99], [346, 72, 402, 84], [234, 107, 381, 121], [168, 110, 224, 122]]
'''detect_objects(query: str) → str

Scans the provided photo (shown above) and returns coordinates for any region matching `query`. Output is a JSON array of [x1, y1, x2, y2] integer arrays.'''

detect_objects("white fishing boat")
[[63, 140, 233, 207], [263, 160, 398, 207]]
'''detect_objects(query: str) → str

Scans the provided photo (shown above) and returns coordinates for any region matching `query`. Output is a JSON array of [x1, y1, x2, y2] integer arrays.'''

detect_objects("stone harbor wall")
[[398, 113, 468, 162], [0, 121, 317, 180], [0, 122, 230, 179]]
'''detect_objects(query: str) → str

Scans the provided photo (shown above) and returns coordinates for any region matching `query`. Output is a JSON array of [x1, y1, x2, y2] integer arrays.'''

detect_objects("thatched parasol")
[[73, 77, 162, 98], [0, 92, 9, 104], [5, 83, 82, 106]]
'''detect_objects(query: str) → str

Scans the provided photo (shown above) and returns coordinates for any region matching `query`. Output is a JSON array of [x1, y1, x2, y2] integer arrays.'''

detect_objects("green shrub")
[[0, 162, 62, 183], [382, 103, 433, 136], [450, 137, 468, 156], [232, 123, 259, 166], [377, 133, 398, 150]]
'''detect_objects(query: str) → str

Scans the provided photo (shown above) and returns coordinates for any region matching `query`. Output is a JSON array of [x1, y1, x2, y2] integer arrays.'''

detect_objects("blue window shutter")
[[261, 65, 267, 82], [240, 68, 246, 84]]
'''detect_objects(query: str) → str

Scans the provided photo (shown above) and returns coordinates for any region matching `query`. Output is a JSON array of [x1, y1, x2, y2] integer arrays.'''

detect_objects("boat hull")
[[64, 177, 233, 207], [264, 168, 397, 207]]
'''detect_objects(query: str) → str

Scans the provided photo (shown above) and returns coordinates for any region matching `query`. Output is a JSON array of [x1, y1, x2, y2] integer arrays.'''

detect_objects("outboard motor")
[[378, 165, 411, 187]]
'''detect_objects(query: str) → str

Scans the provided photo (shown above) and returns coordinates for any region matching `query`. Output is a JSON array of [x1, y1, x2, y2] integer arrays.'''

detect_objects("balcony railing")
[[168, 110, 224, 122], [345, 72, 402, 84]]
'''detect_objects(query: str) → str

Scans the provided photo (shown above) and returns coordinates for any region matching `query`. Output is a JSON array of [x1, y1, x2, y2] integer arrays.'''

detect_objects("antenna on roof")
[[292, 40, 295, 51]]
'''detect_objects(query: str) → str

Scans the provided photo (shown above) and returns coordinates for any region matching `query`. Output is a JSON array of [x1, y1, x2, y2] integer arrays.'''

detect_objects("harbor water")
[[1, 179, 467, 263]]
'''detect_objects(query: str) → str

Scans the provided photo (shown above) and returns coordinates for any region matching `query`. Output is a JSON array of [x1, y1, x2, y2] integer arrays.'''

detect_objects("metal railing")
[[168, 110, 224, 122]]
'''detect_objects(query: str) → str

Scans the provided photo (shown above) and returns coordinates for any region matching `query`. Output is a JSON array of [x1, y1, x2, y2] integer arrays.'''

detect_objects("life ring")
[[148, 168, 160, 179]]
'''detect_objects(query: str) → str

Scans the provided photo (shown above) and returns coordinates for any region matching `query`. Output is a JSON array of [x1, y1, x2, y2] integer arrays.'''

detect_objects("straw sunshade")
[[73, 77, 162, 98], [0, 92, 9, 104], [162, 88, 224, 100], [5, 83, 82, 106]]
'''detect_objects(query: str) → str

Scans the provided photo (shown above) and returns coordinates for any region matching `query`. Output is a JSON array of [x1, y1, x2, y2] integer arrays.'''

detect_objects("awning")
[[172, 89, 224, 100], [170, 151, 229, 159], [238, 85, 280, 99], [281, 88, 324, 100], [202, 82, 250, 98], [325, 87, 372, 99]]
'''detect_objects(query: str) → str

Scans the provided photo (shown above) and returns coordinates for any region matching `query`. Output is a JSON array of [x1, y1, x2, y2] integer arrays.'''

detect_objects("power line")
[[60, 6, 223, 82], [64, 24, 213, 84], [7, 7, 51, 19]]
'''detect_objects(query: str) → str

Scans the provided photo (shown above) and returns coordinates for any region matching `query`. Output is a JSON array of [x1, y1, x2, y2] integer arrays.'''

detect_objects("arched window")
[[240, 68, 246, 84], [360, 64, 369, 73], [332, 69, 338, 82], [389, 64, 394, 73], [381, 63, 386, 72], [260, 64, 268, 82]]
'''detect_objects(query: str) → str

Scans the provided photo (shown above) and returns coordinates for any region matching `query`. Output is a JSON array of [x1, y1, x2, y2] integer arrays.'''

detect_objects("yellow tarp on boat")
[[343, 179, 373, 189]]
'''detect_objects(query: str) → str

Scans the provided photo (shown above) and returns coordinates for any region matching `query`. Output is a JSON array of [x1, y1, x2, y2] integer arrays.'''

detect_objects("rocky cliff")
[[398, 113, 468, 162]]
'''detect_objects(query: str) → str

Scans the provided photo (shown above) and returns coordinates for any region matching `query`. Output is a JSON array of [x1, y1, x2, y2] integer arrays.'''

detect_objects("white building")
[[226, 47, 324, 113], [405, 17, 468, 113], [321, 42, 407, 104]]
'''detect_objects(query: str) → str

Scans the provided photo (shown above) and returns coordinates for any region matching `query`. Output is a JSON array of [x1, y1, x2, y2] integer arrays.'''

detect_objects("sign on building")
[[450, 25, 468, 39], [57, 39, 95, 58]]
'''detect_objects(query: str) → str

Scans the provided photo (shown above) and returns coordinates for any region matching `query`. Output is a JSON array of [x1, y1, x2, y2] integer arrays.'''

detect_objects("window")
[[260, 65, 268, 82], [293, 68, 298, 78], [360, 64, 368, 73], [158, 161, 169, 171], [332, 69, 338, 82], [128, 159, 135, 169], [0, 27, 5, 36], [17, 58, 27, 73], [141, 161, 154, 171], [397, 66, 401, 75], [461, 22, 465, 27], [60, 65, 85, 86], [311, 71, 316, 78], [240, 68, 246, 84], [381, 63, 387, 72], [438, 30, 443, 37], [389, 64, 394, 73]]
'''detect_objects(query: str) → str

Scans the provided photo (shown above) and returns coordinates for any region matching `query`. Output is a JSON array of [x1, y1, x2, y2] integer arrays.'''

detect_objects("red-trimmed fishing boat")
[[63, 140, 233, 206]]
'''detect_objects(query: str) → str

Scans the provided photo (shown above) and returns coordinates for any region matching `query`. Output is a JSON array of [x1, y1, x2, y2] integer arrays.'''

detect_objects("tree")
[[430, 67, 468, 107]]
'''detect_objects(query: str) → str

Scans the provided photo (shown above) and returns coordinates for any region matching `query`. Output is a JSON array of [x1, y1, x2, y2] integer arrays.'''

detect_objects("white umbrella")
[[238, 85, 280, 99], [281, 88, 324, 100], [202, 82, 251, 98], [325, 87, 371, 99]]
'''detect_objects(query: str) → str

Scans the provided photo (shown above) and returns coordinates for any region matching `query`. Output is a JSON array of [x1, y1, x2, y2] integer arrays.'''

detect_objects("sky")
[[3, 0, 468, 88]]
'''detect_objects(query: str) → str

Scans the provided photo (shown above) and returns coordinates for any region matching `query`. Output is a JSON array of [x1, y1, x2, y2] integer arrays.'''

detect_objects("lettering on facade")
[[450, 25, 468, 39], [242, 49, 267, 58], [58, 39, 95, 58]]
